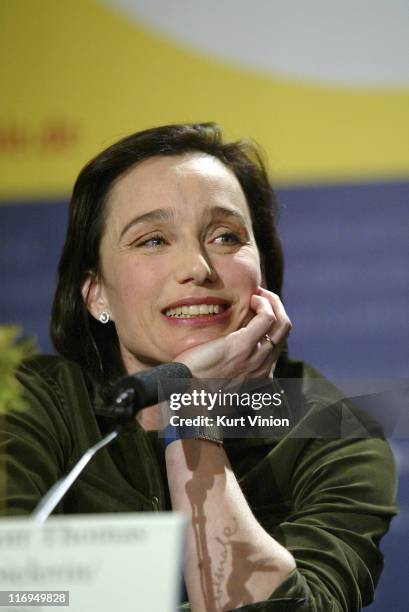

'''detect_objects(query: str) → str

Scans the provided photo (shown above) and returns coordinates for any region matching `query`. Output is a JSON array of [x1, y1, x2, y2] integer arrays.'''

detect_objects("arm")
[[0, 356, 73, 515], [169, 421, 397, 612], [166, 438, 295, 612], [266, 435, 397, 611], [166, 289, 299, 610], [166, 289, 397, 611]]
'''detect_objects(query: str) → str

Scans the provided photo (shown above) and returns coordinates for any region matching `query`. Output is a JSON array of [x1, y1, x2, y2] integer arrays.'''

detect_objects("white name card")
[[0, 512, 186, 612]]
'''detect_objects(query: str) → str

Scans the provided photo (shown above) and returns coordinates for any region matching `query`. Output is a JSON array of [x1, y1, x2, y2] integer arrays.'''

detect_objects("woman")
[[2, 123, 397, 611]]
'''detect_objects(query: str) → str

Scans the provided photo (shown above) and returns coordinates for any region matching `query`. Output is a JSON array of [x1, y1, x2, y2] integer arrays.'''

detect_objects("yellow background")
[[1, 0, 409, 199]]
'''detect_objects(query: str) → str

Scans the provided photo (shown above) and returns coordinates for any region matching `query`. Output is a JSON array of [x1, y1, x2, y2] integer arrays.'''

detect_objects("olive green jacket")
[[0, 356, 398, 611]]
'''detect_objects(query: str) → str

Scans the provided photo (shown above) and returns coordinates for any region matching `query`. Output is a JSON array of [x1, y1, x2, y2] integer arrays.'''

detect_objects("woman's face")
[[84, 153, 262, 373]]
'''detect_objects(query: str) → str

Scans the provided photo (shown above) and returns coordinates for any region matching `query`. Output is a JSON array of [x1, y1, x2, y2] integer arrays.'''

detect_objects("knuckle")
[[234, 328, 252, 352], [235, 328, 247, 341], [265, 310, 276, 324]]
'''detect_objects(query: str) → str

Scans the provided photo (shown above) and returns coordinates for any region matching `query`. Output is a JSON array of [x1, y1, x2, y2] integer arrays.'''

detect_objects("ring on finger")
[[263, 334, 276, 350]]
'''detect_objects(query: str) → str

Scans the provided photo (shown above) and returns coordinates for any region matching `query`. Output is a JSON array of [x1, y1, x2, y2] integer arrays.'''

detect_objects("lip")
[[162, 296, 231, 311], [161, 296, 233, 327]]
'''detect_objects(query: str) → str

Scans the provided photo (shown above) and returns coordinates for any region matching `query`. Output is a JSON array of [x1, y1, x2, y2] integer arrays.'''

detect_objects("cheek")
[[219, 249, 262, 303], [105, 258, 166, 317], [228, 249, 262, 288]]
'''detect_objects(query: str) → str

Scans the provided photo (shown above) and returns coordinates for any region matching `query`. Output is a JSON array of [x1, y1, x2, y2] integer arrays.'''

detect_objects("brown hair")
[[51, 123, 285, 383]]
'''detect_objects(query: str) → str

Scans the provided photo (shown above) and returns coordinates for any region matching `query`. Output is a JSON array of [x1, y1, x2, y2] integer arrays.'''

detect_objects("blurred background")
[[1, 1, 408, 607]]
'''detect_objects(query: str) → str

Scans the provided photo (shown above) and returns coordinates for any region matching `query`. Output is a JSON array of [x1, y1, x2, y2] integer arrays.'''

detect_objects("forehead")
[[105, 153, 250, 220]]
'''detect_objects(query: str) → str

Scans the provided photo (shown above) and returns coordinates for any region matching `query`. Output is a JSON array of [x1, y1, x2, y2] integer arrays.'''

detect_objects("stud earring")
[[98, 311, 110, 324]]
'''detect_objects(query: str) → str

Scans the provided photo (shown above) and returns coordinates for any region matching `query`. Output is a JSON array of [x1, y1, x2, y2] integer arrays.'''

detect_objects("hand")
[[173, 287, 292, 380]]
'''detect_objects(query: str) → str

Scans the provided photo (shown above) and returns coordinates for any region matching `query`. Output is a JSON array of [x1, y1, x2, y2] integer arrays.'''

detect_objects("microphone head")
[[110, 362, 192, 415], [115, 362, 191, 391], [155, 362, 192, 381]]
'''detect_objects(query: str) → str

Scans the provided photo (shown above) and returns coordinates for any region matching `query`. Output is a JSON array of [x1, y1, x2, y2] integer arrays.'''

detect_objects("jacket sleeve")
[[0, 358, 73, 515], [242, 435, 397, 612], [178, 433, 397, 612]]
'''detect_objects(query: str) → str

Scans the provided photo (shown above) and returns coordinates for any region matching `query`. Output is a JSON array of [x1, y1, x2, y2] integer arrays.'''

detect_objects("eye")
[[212, 232, 242, 245], [135, 234, 167, 248]]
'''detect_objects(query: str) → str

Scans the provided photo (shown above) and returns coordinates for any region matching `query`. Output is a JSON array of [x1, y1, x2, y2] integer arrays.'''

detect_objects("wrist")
[[162, 421, 223, 450]]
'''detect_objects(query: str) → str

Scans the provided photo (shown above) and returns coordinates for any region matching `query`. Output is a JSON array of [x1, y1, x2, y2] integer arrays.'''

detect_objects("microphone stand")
[[31, 425, 124, 525], [31, 362, 192, 525]]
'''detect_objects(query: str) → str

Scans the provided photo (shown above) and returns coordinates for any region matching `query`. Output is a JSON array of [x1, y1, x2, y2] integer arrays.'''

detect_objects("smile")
[[161, 297, 232, 326], [165, 304, 227, 318]]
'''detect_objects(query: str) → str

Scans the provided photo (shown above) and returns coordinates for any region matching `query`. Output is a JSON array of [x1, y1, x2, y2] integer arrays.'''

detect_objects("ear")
[[81, 271, 111, 322]]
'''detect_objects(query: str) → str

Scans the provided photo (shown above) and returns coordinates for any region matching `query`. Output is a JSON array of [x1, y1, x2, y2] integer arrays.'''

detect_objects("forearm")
[[165, 439, 295, 612]]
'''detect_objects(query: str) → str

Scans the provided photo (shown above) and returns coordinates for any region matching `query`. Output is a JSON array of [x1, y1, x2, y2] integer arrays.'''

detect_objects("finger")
[[257, 287, 292, 346], [247, 335, 279, 377], [241, 294, 277, 343]]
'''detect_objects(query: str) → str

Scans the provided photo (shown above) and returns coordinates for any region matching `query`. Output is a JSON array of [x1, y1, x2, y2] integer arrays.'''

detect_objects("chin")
[[170, 332, 221, 356]]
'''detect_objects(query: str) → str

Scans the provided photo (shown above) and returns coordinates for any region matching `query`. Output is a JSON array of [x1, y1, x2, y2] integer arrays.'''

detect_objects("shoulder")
[[277, 359, 396, 496], [12, 354, 107, 462], [17, 354, 84, 382], [14, 354, 96, 432], [16, 354, 91, 401], [231, 359, 397, 499], [283, 358, 386, 437]]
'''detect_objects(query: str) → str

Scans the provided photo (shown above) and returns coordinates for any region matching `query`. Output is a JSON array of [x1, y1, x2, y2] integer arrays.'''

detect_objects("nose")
[[173, 242, 217, 285]]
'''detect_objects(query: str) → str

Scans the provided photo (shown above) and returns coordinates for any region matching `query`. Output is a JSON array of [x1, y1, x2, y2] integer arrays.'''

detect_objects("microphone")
[[32, 362, 192, 524], [104, 362, 192, 422]]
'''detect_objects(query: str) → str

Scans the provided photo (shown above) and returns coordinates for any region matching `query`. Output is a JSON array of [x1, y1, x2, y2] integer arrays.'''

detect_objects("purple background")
[[1, 179, 408, 609]]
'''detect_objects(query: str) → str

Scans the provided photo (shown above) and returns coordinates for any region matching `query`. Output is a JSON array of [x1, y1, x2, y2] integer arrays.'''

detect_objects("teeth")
[[164, 303, 226, 317]]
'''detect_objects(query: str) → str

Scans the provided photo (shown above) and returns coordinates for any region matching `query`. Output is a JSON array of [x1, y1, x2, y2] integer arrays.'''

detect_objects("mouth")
[[161, 297, 232, 324], [164, 303, 229, 318]]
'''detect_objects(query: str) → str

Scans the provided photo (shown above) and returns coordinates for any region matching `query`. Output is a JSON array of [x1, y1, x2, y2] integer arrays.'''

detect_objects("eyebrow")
[[211, 205, 247, 225], [119, 208, 176, 240], [119, 205, 248, 240]]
